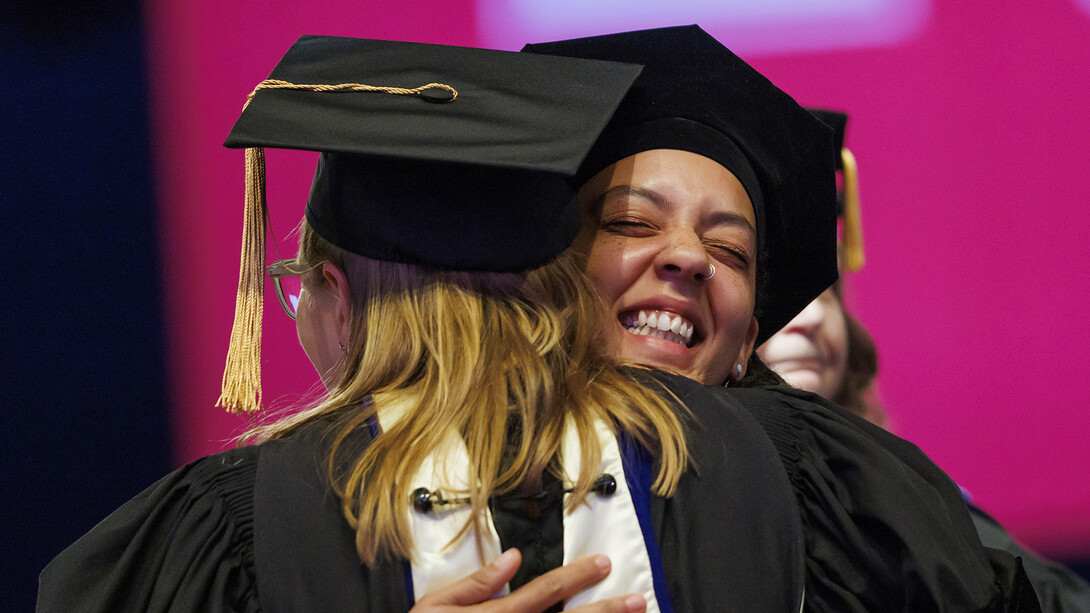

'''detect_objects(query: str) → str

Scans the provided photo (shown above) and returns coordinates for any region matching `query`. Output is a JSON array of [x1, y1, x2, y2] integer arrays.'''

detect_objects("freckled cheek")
[[712, 274, 756, 320]]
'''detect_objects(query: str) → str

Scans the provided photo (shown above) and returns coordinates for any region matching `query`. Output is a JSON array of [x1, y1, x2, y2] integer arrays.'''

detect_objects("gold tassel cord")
[[217, 146, 268, 414], [245, 79, 458, 108], [840, 147, 864, 272]]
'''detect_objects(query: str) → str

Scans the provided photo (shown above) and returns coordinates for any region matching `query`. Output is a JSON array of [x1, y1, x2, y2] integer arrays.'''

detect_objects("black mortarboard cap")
[[217, 35, 642, 413], [523, 26, 839, 344], [808, 107, 863, 271], [226, 34, 643, 272]]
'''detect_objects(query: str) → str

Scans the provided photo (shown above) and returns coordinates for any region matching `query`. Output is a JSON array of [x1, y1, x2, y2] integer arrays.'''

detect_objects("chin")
[[617, 325, 741, 384], [780, 369, 824, 395], [618, 326, 687, 357]]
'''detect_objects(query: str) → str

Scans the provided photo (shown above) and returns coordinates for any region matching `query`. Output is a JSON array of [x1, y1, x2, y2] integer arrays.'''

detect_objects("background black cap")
[[809, 108, 848, 171], [808, 107, 864, 271], [523, 25, 839, 344]]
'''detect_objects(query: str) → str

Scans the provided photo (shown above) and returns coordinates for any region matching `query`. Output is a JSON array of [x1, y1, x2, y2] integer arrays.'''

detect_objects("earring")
[[736, 363, 743, 378], [338, 340, 345, 350]]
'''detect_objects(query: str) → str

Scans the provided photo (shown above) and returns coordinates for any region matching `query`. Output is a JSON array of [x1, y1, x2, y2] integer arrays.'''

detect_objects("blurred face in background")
[[572, 149, 760, 384], [758, 287, 848, 398]]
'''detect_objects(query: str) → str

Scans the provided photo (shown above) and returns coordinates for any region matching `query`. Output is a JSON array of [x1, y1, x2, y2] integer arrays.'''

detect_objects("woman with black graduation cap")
[[523, 26, 1041, 612], [37, 36, 807, 612]]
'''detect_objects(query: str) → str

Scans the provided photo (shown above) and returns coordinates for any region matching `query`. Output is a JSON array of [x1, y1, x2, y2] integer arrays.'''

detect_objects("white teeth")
[[619, 309, 697, 347], [657, 313, 671, 330]]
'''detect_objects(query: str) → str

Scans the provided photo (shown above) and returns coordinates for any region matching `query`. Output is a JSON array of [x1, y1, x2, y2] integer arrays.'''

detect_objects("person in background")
[[758, 108, 1090, 613], [36, 35, 808, 612]]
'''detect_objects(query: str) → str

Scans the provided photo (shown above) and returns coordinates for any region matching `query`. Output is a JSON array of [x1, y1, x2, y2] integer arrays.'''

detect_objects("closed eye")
[[600, 215, 658, 237], [705, 242, 751, 269]]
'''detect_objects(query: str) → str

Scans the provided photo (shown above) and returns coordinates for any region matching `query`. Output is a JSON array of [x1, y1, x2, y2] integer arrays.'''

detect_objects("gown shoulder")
[[725, 385, 1040, 613], [644, 371, 807, 612], [37, 419, 410, 613], [38, 445, 262, 613]]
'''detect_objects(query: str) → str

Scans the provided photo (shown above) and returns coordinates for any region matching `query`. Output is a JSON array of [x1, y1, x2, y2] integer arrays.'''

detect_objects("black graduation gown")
[[727, 386, 1042, 613], [37, 372, 806, 612]]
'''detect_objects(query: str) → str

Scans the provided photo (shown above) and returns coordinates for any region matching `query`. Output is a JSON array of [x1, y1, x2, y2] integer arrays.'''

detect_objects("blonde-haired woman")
[[38, 36, 804, 612]]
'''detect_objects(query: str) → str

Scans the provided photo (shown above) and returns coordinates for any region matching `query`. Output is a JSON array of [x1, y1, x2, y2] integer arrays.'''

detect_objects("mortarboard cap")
[[226, 35, 644, 270], [808, 108, 863, 272], [217, 35, 642, 413], [522, 25, 839, 345]]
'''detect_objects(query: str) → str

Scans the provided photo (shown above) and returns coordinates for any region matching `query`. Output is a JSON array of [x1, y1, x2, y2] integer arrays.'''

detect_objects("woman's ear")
[[320, 262, 353, 345], [736, 316, 759, 378]]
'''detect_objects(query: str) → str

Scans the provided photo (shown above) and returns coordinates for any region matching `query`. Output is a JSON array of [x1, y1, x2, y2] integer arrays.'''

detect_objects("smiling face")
[[573, 149, 760, 385], [757, 287, 849, 399]]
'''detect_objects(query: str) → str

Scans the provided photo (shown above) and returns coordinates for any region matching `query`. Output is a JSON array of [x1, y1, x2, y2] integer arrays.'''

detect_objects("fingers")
[[410, 550, 647, 613], [488, 554, 616, 612], [415, 548, 523, 607], [568, 593, 647, 613]]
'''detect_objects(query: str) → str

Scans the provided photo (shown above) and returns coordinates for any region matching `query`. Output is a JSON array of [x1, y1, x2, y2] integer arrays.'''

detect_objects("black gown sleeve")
[[729, 386, 1040, 612], [970, 504, 1090, 613], [37, 447, 261, 613]]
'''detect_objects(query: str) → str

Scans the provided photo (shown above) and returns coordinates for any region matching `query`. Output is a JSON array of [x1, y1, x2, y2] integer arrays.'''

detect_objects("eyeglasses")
[[267, 258, 317, 320]]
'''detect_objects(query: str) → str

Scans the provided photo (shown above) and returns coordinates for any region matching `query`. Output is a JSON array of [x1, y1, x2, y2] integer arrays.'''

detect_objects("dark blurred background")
[[3, 1, 170, 609]]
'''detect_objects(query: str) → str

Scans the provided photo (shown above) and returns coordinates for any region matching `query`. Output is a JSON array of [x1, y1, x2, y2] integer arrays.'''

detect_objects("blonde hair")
[[248, 221, 689, 565]]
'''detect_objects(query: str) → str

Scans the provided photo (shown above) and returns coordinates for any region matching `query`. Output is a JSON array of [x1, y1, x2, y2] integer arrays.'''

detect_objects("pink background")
[[145, 0, 1090, 556]]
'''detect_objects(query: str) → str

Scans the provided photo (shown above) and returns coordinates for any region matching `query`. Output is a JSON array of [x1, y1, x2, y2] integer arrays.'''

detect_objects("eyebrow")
[[595, 184, 757, 238]]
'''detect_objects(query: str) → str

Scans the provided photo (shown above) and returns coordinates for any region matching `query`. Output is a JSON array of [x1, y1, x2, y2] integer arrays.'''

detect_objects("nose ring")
[[702, 263, 716, 281]]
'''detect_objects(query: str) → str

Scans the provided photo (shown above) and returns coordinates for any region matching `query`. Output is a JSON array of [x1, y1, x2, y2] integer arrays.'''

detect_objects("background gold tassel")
[[840, 147, 864, 272], [216, 146, 268, 414]]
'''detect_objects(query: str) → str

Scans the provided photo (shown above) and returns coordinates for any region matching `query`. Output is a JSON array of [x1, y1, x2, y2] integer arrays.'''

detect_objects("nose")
[[656, 231, 714, 284], [782, 296, 827, 334]]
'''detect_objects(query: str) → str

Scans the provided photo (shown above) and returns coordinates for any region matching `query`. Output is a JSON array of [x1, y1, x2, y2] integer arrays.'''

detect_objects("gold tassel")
[[840, 147, 864, 272], [213, 78, 458, 414], [216, 146, 268, 414]]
